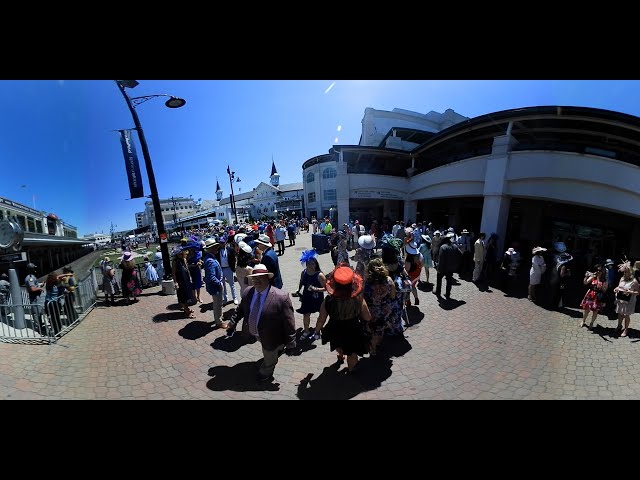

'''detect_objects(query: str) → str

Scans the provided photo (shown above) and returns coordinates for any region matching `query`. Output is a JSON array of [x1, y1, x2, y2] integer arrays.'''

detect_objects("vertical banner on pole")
[[119, 129, 144, 199]]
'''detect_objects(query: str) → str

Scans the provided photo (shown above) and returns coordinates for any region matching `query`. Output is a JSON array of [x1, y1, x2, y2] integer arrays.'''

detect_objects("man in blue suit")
[[254, 234, 283, 289]]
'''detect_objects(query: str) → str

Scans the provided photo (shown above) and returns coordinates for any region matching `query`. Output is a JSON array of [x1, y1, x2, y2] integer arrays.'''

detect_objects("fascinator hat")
[[379, 233, 402, 253], [299, 249, 318, 266]]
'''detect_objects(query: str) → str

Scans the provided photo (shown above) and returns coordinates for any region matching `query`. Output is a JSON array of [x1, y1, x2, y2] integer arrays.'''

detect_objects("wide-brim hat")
[[234, 233, 248, 244], [553, 242, 567, 253], [532, 246, 547, 254], [558, 253, 573, 264], [605, 258, 614, 267], [238, 241, 252, 255], [255, 234, 272, 248], [247, 264, 274, 278], [445, 232, 456, 239], [121, 252, 134, 262], [202, 237, 221, 250], [461, 229, 469, 234], [434, 230, 441, 236], [358, 235, 376, 250], [421, 234, 431, 243], [405, 242, 419, 255], [325, 265, 364, 298]]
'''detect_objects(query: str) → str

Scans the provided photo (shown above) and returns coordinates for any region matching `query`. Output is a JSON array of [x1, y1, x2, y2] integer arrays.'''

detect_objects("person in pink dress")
[[579, 263, 608, 329]]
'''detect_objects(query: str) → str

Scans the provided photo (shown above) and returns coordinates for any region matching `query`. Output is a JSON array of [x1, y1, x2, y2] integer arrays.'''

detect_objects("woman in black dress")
[[172, 247, 196, 318], [314, 264, 372, 373]]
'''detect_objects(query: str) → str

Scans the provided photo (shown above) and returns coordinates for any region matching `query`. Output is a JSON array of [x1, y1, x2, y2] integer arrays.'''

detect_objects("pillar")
[[481, 132, 517, 255], [336, 161, 350, 229], [480, 195, 511, 256], [403, 200, 417, 225]]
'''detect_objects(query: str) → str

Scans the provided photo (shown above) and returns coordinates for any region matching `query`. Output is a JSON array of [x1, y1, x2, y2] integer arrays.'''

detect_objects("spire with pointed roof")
[[215, 179, 223, 201], [270, 155, 280, 186]]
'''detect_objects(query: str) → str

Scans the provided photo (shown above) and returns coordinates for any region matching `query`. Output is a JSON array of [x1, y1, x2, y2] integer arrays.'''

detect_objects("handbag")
[[616, 291, 632, 302]]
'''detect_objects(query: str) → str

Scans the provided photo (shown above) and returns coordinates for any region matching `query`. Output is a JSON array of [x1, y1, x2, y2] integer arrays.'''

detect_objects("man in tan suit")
[[224, 264, 296, 382]]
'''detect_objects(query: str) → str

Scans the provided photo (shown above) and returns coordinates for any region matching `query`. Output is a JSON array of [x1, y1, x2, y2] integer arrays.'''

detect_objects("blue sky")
[[1, 80, 639, 237]]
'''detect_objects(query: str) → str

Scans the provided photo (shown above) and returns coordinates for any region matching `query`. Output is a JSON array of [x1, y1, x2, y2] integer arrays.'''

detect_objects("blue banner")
[[119, 129, 144, 199]]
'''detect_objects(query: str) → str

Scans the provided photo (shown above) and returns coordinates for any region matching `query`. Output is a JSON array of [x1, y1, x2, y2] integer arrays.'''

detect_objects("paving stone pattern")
[[2, 233, 640, 400]]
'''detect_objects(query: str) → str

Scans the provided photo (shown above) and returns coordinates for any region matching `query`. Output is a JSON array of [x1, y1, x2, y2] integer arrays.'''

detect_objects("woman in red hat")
[[314, 263, 372, 373]]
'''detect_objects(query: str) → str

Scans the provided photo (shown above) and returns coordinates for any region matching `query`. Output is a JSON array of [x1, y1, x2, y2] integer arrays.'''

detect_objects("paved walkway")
[[2, 233, 640, 400]]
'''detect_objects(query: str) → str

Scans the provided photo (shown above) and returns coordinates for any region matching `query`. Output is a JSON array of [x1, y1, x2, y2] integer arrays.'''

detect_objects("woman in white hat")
[[528, 247, 547, 303], [235, 241, 255, 298], [613, 262, 639, 337], [419, 234, 433, 285], [354, 234, 376, 279], [404, 242, 423, 306], [120, 251, 142, 305]]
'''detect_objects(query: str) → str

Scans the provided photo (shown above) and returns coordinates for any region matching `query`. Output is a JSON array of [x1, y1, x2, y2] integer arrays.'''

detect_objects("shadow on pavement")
[[379, 335, 412, 358], [406, 307, 424, 326], [207, 362, 280, 392], [436, 297, 466, 310], [296, 356, 393, 400], [166, 303, 183, 311], [152, 311, 189, 323], [417, 282, 433, 292], [179, 320, 225, 340], [558, 307, 584, 319], [211, 332, 256, 352]]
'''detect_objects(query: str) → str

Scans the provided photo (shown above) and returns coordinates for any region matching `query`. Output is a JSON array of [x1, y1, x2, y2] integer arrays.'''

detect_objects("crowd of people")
[[87, 215, 640, 383]]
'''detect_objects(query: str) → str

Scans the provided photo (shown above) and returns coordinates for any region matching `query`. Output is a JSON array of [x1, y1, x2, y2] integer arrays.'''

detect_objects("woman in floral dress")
[[380, 234, 410, 334], [579, 263, 608, 329], [363, 258, 396, 356]]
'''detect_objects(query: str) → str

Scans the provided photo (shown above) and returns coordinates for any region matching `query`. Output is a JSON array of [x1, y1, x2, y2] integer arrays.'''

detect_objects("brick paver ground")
[[2, 232, 639, 399]]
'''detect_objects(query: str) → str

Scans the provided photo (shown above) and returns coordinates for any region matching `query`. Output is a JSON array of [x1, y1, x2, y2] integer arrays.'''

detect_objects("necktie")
[[248, 291, 261, 337]]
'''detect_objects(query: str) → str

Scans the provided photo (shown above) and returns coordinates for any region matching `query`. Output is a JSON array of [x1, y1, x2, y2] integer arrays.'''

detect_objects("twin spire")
[[216, 158, 279, 199]]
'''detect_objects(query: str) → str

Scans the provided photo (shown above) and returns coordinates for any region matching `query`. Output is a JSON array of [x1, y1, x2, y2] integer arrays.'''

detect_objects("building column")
[[481, 132, 516, 255], [336, 162, 350, 229], [403, 200, 417, 225], [480, 195, 511, 255]]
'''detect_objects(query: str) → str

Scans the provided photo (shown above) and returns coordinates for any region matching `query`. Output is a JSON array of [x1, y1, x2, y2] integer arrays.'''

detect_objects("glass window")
[[323, 168, 337, 179], [308, 192, 316, 203], [323, 189, 336, 201], [306, 172, 315, 183]]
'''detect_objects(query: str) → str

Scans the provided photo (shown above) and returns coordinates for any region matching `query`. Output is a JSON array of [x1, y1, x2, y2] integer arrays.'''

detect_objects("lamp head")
[[165, 96, 186, 108], [118, 80, 140, 89]]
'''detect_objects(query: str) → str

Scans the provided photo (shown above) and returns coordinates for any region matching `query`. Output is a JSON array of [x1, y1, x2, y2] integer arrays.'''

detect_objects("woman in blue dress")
[[293, 249, 326, 341]]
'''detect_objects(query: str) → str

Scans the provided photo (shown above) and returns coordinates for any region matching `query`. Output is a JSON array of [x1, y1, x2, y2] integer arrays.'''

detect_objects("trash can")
[[312, 234, 331, 253]]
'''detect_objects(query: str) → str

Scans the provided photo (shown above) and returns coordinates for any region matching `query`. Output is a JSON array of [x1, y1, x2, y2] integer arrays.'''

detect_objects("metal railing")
[[0, 270, 98, 344]]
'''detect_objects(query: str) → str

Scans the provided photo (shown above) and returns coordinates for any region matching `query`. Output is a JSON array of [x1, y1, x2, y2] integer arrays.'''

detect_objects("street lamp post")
[[115, 80, 186, 280], [227, 168, 239, 225]]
